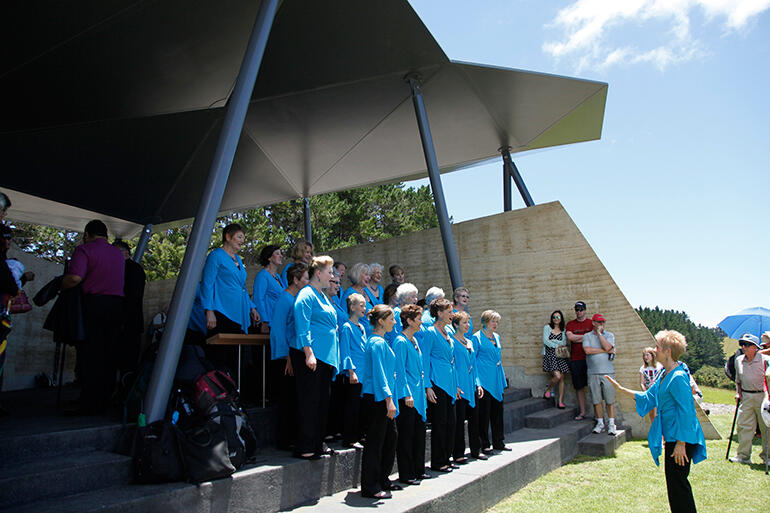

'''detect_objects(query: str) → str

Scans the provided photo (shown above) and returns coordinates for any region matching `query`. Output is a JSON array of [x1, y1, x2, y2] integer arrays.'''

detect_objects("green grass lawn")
[[701, 385, 737, 405], [490, 413, 768, 513]]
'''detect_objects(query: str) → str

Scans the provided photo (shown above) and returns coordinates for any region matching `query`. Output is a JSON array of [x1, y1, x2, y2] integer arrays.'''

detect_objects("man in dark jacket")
[[112, 240, 146, 378]]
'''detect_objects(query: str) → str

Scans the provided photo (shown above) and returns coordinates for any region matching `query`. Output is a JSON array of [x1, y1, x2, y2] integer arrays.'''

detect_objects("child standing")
[[639, 347, 663, 422]]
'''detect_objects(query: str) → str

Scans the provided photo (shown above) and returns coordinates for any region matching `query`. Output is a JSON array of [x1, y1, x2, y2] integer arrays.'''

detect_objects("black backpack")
[[724, 348, 744, 382]]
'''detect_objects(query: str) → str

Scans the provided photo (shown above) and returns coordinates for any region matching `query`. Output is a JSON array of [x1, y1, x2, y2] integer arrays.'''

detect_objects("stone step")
[[577, 428, 629, 457], [503, 388, 531, 403], [525, 406, 577, 429], [503, 397, 551, 433], [0, 450, 133, 508], [289, 420, 595, 513]]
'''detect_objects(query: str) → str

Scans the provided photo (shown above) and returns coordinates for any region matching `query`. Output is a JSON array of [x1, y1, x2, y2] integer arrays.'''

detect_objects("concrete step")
[[0, 450, 133, 508], [577, 428, 629, 457], [503, 397, 550, 433], [503, 388, 531, 403], [0, 422, 126, 465], [524, 406, 577, 429], [289, 420, 595, 513]]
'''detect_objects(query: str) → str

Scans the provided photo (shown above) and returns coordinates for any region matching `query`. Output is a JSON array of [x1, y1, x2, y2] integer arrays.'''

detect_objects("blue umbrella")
[[718, 307, 770, 339]]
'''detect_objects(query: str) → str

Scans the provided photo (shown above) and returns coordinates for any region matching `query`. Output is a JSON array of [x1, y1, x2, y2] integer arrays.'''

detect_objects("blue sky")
[[406, 0, 770, 328]]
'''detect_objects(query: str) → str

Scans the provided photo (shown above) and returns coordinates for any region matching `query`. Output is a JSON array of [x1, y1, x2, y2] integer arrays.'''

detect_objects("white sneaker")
[[607, 422, 617, 435], [592, 421, 604, 434], [729, 456, 750, 464]]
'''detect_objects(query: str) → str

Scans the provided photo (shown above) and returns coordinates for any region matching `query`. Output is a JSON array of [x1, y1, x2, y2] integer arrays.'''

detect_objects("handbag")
[[9, 290, 32, 314], [133, 420, 186, 484], [177, 417, 236, 483], [555, 333, 570, 359]]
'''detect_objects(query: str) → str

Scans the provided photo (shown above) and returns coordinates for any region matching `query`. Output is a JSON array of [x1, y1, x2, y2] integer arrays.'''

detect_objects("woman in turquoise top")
[[200, 224, 259, 373], [360, 305, 401, 499], [280, 239, 313, 288], [607, 330, 706, 513], [339, 293, 369, 447], [423, 298, 460, 473], [252, 244, 285, 327], [325, 269, 349, 440], [473, 309, 508, 453], [393, 304, 430, 484], [268, 263, 308, 451], [451, 311, 485, 463], [291, 256, 339, 459], [364, 262, 384, 306]]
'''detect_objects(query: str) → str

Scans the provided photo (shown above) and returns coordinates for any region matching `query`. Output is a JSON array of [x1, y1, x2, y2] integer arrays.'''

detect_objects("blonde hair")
[[346, 293, 366, 314], [480, 309, 501, 328], [308, 255, 334, 280], [761, 331, 770, 347], [368, 304, 394, 328], [451, 310, 470, 329], [289, 240, 314, 260], [654, 330, 687, 361], [641, 346, 657, 366]]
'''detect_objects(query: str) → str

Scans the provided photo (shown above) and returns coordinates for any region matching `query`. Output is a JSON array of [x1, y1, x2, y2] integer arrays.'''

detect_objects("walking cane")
[[725, 395, 740, 460]]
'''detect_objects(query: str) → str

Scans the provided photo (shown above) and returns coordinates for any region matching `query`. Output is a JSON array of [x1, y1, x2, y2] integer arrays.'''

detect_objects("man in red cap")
[[582, 313, 617, 434]]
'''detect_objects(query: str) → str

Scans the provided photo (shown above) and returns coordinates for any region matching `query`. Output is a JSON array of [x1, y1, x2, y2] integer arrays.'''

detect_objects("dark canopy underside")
[[0, 0, 607, 237]]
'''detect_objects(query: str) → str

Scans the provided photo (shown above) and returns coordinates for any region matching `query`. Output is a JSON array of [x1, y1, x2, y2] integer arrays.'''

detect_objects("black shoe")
[[431, 465, 452, 473], [386, 483, 403, 491], [361, 491, 392, 499], [418, 472, 432, 480], [399, 478, 420, 486], [472, 453, 488, 460], [295, 453, 322, 460], [454, 457, 469, 464], [482, 447, 494, 455], [494, 446, 512, 452]]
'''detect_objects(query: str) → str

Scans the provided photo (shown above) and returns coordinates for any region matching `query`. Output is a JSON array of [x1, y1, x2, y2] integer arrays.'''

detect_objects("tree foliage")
[[635, 306, 726, 373], [9, 183, 439, 281]]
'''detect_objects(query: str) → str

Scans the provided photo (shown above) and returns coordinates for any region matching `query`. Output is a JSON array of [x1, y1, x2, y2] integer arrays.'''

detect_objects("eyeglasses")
[[459, 294, 469, 299]]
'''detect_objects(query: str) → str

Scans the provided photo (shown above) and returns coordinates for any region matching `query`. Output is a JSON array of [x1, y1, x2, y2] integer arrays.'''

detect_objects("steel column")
[[502, 154, 512, 212], [303, 197, 312, 243], [407, 74, 463, 290], [132, 224, 153, 263], [144, 0, 280, 423], [501, 148, 534, 207]]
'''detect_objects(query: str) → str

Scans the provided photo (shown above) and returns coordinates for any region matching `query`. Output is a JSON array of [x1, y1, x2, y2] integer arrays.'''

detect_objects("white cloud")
[[543, 0, 770, 71]]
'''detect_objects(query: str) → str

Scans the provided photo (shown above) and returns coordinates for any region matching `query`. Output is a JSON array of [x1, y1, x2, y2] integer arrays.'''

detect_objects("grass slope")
[[491, 412, 767, 513]]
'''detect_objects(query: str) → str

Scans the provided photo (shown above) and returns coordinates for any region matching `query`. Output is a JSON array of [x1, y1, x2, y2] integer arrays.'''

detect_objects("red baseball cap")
[[592, 314, 606, 322]]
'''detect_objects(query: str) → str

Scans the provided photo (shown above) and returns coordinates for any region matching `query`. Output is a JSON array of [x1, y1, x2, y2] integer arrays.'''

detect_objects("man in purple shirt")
[[62, 220, 125, 414]]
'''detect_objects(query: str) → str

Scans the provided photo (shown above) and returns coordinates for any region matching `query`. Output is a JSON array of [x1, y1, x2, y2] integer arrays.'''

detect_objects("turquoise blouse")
[[635, 363, 707, 466], [423, 325, 458, 401], [393, 333, 428, 421], [472, 330, 507, 402], [200, 248, 255, 333], [187, 284, 206, 334], [269, 290, 296, 360], [364, 284, 384, 306], [362, 335, 401, 417], [252, 268, 284, 327], [445, 309, 473, 339], [341, 286, 374, 336], [279, 262, 295, 289], [329, 294, 348, 329], [292, 284, 339, 373], [453, 335, 480, 408], [339, 320, 368, 382], [384, 305, 402, 345]]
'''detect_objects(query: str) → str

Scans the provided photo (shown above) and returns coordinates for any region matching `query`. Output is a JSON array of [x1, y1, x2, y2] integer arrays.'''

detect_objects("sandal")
[[544, 388, 551, 399], [558, 402, 566, 409], [574, 414, 585, 421]]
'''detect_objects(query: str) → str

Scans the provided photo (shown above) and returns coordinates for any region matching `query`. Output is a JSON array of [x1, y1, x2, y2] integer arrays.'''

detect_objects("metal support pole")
[[144, 0, 280, 423], [501, 148, 534, 207], [303, 197, 312, 244], [406, 74, 463, 290], [132, 224, 153, 263], [502, 157, 512, 212]]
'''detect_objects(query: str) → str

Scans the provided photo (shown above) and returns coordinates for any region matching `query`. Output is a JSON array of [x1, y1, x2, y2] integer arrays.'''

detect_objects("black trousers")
[[81, 294, 123, 413], [291, 348, 332, 455], [342, 381, 364, 445], [272, 358, 297, 451], [360, 394, 397, 496], [205, 311, 243, 376], [396, 400, 426, 482], [454, 398, 481, 459], [327, 374, 346, 437], [478, 389, 505, 449], [428, 386, 455, 469], [664, 442, 697, 513]]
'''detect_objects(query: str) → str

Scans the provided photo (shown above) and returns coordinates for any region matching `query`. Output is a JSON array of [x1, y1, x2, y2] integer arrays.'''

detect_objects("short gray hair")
[[396, 283, 418, 305], [369, 262, 384, 274], [347, 262, 371, 285], [424, 287, 445, 306]]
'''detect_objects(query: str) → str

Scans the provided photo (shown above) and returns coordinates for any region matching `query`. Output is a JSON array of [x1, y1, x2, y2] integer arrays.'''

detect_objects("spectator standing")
[[61, 220, 125, 414], [730, 333, 770, 464], [0, 225, 19, 415], [112, 240, 146, 378], [607, 330, 706, 513], [252, 244, 285, 328], [640, 346, 663, 422], [473, 310, 509, 453], [583, 313, 617, 435], [360, 304, 401, 499], [566, 301, 592, 420], [542, 310, 569, 409], [291, 256, 339, 459], [269, 263, 308, 451], [393, 304, 430, 484]]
